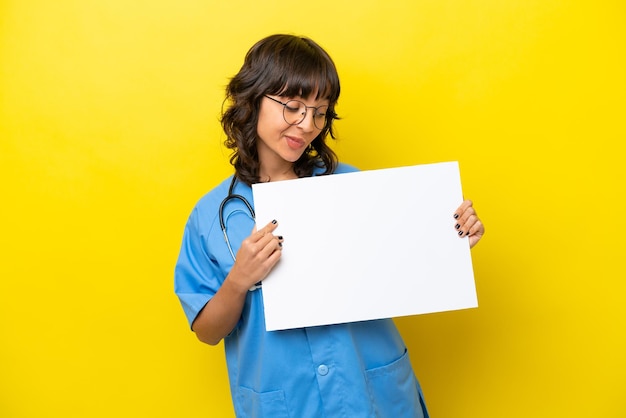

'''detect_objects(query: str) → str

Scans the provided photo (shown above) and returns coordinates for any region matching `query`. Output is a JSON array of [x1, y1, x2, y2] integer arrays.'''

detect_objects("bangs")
[[262, 38, 340, 102], [273, 67, 337, 102]]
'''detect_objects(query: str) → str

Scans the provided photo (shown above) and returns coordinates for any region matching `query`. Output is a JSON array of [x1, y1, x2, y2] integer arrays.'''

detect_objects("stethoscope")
[[218, 176, 261, 291]]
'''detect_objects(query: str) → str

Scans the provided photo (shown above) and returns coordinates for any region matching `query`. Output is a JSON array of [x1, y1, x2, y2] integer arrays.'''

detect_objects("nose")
[[297, 110, 316, 132]]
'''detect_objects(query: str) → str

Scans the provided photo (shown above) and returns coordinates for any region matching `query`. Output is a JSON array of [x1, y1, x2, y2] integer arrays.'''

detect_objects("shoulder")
[[187, 176, 234, 221], [312, 161, 358, 176], [333, 162, 360, 174]]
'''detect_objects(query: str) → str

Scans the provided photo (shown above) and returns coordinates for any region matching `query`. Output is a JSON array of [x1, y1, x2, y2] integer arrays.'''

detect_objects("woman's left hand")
[[453, 200, 485, 249]]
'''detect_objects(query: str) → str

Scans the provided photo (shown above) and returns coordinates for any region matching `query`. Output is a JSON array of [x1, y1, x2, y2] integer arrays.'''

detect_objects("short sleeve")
[[174, 206, 223, 329]]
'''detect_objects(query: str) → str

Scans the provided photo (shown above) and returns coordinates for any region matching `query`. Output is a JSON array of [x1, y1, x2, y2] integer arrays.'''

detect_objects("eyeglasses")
[[264, 95, 330, 130]]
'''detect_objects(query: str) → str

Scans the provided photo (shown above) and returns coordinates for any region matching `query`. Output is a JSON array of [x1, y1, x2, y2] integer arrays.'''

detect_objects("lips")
[[285, 135, 306, 150]]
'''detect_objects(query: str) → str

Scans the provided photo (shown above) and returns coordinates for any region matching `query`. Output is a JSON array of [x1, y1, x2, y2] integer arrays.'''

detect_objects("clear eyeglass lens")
[[283, 100, 328, 130]]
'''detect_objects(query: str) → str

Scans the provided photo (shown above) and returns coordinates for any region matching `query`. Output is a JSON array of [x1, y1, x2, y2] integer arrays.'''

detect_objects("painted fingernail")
[[279, 242, 283, 247], [458, 230, 464, 236], [278, 236, 283, 240], [465, 231, 470, 236], [453, 213, 459, 219], [455, 224, 461, 230], [272, 219, 277, 224]]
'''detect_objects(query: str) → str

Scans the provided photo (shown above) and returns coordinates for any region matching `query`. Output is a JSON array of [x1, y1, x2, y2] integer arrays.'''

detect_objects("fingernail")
[[279, 242, 283, 247], [465, 231, 470, 236], [453, 213, 459, 219], [455, 224, 461, 230], [278, 236, 283, 240], [458, 230, 464, 236], [272, 219, 277, 224]]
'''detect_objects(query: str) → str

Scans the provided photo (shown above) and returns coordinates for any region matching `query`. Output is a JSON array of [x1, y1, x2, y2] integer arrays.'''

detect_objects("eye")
[[284, 101, 303, 113], [315, 106, 328, 118]]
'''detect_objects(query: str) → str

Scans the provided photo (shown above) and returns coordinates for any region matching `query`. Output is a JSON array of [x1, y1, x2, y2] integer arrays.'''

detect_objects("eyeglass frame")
[[263, 94, 333, 130]]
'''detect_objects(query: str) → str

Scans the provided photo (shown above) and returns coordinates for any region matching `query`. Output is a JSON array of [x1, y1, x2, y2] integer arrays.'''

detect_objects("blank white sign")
[[252, 161, 477, 331]]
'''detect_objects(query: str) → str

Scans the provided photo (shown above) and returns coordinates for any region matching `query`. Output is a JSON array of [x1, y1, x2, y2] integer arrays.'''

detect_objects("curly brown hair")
[[221, 34, 340, 185]]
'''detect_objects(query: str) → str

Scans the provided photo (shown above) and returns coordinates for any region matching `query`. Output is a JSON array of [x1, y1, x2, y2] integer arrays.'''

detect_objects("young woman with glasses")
[[174, 34, 484, 417]]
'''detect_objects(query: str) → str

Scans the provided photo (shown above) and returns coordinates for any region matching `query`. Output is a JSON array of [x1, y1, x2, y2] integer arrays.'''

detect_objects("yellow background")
[[1, 0, 624, 417]]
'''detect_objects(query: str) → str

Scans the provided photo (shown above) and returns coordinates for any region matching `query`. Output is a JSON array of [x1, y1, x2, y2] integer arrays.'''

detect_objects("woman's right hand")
[[228, 220, 283, 292], [192, 220, 283, 345]]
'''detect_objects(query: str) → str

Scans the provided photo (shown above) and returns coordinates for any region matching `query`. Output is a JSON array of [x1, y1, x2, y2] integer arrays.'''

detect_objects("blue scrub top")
[[175, 163, 429, 418]]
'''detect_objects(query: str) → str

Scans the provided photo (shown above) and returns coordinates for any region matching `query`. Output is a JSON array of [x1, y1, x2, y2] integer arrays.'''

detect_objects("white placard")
[[252, 161, 477, 331]]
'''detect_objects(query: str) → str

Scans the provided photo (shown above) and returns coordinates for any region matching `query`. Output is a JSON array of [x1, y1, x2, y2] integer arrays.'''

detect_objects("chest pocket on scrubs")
[[235, 386, 289, 418], [365, 349, 429, 418]]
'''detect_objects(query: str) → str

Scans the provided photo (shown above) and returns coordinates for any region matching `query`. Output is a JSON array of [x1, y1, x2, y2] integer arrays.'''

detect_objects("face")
[[256, 94, 328, 176]]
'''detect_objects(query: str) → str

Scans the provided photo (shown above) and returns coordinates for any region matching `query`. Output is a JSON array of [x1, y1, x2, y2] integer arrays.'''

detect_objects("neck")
[[259, 166, 297, 182]]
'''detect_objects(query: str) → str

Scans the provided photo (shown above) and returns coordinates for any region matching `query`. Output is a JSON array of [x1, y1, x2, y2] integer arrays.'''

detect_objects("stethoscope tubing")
[[218, 176, 255, 260], [218, 176, 261, 291]]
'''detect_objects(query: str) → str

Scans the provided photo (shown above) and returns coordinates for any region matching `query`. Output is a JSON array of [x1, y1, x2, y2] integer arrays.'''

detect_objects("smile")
[[285, 136, 305, 150]]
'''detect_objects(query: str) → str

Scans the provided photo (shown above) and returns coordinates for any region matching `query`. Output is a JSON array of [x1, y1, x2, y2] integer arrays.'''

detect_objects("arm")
[[453, 200, 485, 248], [192, 220, 283, 345]]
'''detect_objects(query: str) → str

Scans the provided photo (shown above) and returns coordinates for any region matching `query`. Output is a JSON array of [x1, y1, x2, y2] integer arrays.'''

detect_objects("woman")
[[175, 34, 484, 417]]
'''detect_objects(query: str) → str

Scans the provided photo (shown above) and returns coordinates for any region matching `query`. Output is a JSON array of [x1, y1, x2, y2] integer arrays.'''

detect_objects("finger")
[[453, 199, 473, 220], [263, 243, 283, 271], [454, 208, 476, 233], [249, 219, 278, 242], [239, 224, 273, 259], [468, 219, 484, 237], [258, 219, 278, 236], [457, 214, 478, 237], [257, 233, 283, 260], [468, 220, 485, 248]]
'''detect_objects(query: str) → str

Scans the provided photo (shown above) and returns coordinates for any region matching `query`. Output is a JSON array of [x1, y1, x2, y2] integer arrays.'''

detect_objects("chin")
[[283, 151, 306, 163]]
